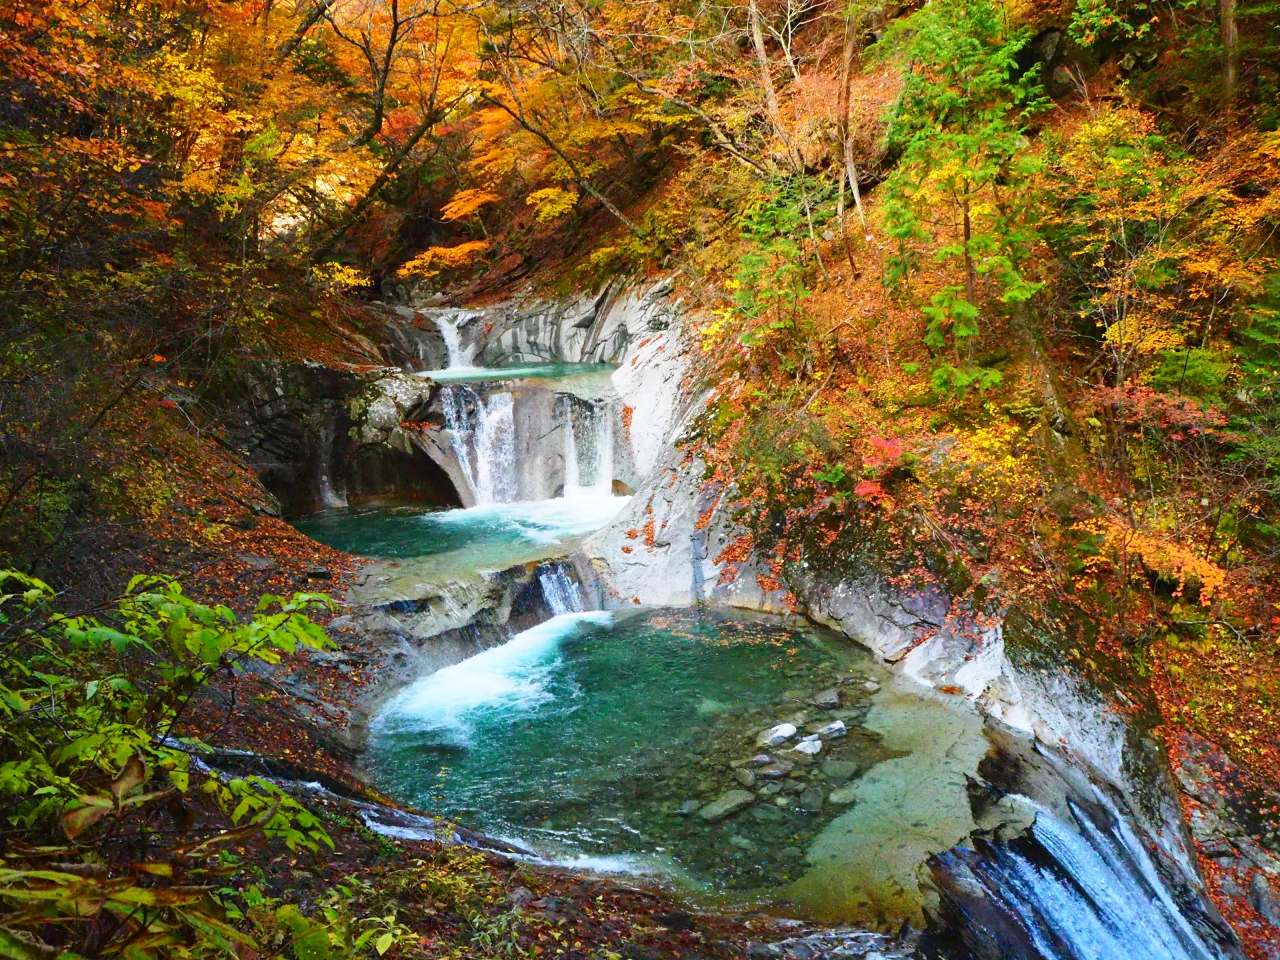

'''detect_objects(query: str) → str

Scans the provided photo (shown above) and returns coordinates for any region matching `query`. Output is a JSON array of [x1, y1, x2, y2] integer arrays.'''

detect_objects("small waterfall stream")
[[562, 396, 614, 496], [435, 315, 475, 369], [440, 386, 517, 505], [537, 562, 584, 616]]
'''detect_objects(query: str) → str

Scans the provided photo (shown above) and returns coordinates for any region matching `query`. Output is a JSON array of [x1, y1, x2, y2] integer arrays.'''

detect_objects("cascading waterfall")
[[536, 562, 584, 616], [439, 386, 516, 505], [561, 397, 614, 496], [930, 790, 1225, 960], [435, 315, 474, 369], [473, 392, 516, 504]]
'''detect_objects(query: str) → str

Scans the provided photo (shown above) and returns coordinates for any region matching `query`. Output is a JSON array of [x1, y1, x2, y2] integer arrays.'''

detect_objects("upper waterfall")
[[435, 314, 476, 370]]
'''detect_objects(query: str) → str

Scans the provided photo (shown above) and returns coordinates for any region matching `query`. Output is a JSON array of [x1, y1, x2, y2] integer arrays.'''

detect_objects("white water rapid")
[[373, 612, 611, 743]]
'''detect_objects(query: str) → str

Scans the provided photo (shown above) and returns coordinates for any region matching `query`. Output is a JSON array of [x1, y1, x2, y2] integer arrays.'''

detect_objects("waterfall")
[[592, 399, 613, 494], [440, 386, 478, 502], [435, 315, 474, 369], [563, 399, 581, 494], [931, 793, 1224, 960], [439, 386, 516, 505], [537, 562, 584, 616], [473, 392, 515, 504], [561, 397, 614, 497]]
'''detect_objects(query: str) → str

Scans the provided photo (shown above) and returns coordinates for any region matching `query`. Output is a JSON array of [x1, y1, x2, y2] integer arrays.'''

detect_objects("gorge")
[[5, 2, 1280, 958], [280, 282, 1246, 959]]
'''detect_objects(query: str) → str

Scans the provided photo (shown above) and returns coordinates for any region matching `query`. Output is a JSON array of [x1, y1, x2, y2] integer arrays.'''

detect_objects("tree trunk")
[[836, 11, 867, 232], [276, 0, 336, 62], [1220, 0, 1239, 99], [748, 0, 798, 169]]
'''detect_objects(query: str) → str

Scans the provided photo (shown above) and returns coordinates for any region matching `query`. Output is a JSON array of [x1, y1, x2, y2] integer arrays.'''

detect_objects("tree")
[[879, 0, 1046, 396]]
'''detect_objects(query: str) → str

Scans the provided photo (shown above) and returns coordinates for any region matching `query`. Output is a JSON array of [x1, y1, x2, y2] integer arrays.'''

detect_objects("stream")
[[293, 328, 1235, 959]]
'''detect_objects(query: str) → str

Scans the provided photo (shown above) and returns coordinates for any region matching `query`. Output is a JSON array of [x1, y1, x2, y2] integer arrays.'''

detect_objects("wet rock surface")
[[1172, 730, 1280, 955]]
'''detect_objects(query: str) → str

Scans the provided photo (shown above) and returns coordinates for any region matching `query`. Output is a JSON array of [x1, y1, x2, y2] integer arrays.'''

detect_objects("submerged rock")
[[812, 688, 841, 709], [758, 760, 795, 778], [793, 739, 823, 757], [699, 790, 755, 821], [735, 768, 758, 788], [817, 720, 847, 739], [827, 785, 858, 805], [820, 759, 860, 782], [800, 786, 826, 812]]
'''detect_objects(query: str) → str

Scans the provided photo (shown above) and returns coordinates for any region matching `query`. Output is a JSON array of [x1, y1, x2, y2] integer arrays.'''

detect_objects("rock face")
[[390, 278, 682, 368], [223, 362, 461, 516]]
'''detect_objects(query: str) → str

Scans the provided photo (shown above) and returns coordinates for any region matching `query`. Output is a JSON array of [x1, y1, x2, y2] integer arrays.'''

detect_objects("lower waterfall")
[[537, 562, 584, 616]]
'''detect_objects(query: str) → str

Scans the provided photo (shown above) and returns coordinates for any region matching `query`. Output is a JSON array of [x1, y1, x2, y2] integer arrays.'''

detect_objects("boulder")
[[812, 688, 841, 709], [698, 790, 755, 822]]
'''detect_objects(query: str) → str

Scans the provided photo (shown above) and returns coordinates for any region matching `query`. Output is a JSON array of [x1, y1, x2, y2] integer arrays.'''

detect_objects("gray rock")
[[746, 754, 772, 766], [821, 760, 860, 782], [757, 760, 795, 779], [758, 723, 798, 747], [735, 768, 758, 788], [676, 800, 702, 815], [698, 790, 756, 822], [813, 688, 841, 709], [1251, 871, 1280, 928], [800, 786, 826, 812], [828, 784, 858, 805], [863, 680, 880, 692], [818, 720, 847, 739], [751, 805, 786, 822], [793, 739, 823, 757], [758, 783, 782, 797], [237, 554, 277, 571]]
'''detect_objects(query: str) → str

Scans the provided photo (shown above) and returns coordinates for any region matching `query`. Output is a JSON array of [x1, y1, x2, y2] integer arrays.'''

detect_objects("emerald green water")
[[418, 362, 617, 384], [299, 488, 993, 924], [367, 607, 913, 897]]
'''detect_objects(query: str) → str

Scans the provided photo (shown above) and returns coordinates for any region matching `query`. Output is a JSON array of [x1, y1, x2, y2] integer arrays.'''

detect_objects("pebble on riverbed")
[[698, 790, 756, 822], [757, 723, 797, 747]]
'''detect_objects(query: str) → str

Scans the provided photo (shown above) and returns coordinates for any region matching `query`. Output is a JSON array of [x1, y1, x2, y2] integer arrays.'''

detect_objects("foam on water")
[[375, 612, 612, 742], [418, 363, 617, 383], [431, 491, 629, 548]]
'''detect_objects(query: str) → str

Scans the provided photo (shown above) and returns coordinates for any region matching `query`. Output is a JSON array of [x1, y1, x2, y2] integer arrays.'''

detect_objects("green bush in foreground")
[[0, 571, 406, 959]]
